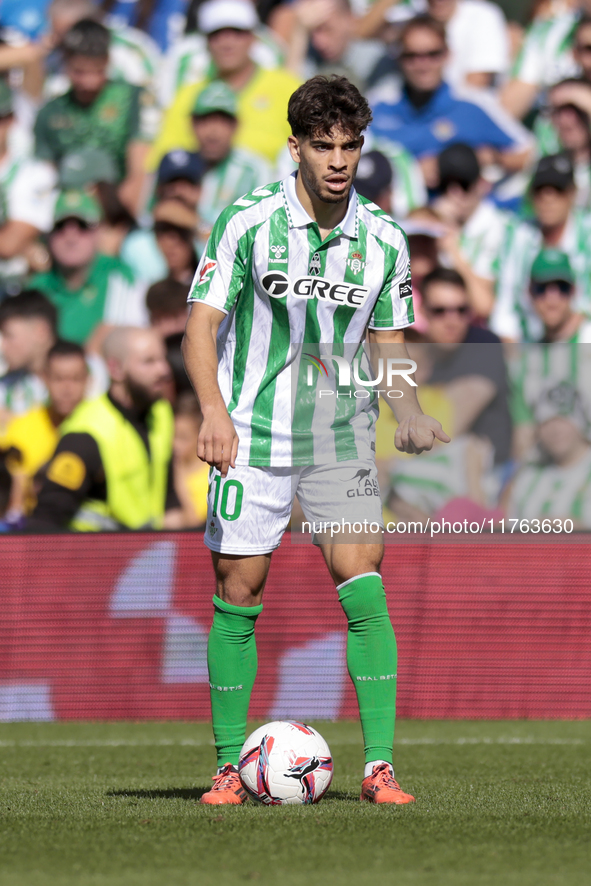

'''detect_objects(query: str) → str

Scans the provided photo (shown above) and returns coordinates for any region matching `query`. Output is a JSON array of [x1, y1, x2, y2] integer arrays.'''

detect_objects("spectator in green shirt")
[[33, 18, 156, 215], [31, 190, 147, 349]]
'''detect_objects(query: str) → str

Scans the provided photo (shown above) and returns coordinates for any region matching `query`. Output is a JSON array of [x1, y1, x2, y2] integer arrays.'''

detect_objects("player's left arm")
[[366, 327, 450, 455]]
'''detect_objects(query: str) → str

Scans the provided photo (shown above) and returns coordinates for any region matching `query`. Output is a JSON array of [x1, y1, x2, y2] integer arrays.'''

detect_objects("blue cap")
[[157, 150, 206, 186]]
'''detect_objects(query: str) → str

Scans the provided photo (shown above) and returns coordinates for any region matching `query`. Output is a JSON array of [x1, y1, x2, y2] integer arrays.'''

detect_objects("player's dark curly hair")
[[287, 75, 372, 141]]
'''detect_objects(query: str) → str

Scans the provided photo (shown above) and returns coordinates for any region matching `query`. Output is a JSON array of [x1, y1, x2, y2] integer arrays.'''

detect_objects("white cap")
[[198, 0, 259, 35]]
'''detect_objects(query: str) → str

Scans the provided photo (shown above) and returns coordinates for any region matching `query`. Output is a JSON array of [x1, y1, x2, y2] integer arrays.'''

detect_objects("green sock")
[[338, 572, 397, 765], [207, 595, 262, 768]]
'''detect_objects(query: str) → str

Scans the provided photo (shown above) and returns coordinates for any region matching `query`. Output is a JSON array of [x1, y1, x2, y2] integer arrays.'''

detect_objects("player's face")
[[46, 354, 88, 420], [66, 54, 109, 105], [191, 113, 237, 163], [290, 127, 363, 205], [122, 331, 171, 405], [423, 281, 470, 344], [400, 27, 447, 93]]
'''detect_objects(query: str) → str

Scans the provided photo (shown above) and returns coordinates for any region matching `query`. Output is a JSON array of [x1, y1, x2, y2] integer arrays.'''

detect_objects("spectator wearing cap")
[[153, 200, 200, 285], [370, 16, 532, 190], [509, 249, 591, 461], [492, 153, 591, 342], [285, 0, 383, 92], [430, 143, 509, 319], [0, 80, 57, 294], [57, 146, 140, 259], [148, 0, 301, 168], [507, 382, 591, 528], [190, 80, 271, 230], [31, 190, 148, 348], [34, 18, 157, 215], [354, 150, 393, 212], [529, 250, 591, 344]]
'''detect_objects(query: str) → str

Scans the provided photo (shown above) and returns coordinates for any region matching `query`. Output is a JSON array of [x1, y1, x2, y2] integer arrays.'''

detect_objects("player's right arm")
[[182, 304, 238, 478]]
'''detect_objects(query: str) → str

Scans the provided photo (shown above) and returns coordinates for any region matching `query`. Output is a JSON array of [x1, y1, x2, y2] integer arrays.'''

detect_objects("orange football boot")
[[360, 763, 416, 804], [200, 763, 248, 805]]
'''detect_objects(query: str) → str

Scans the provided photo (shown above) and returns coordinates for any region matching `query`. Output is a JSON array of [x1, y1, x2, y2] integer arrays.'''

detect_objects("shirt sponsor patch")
[[47, 452, 86, 490]]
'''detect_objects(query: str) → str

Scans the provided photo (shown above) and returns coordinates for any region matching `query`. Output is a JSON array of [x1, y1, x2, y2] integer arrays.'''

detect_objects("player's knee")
[[326, 544, 384, 586], [337, 573, 389, 623]]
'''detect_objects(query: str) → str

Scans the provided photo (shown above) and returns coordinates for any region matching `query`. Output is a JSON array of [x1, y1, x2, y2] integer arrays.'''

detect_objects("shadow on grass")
[[107, 788, 207, 801], [106, 788, 356, 803]]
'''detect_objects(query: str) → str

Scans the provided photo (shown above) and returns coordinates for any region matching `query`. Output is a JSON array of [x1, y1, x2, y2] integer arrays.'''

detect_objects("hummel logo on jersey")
[[270, 244, 287, 263], [261, 271, 370, 307], [309, 252, 322, 275], [199, 259, 217, 285]]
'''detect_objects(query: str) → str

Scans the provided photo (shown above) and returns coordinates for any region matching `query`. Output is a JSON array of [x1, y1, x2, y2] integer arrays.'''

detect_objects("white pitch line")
[[0, 737, 585, 748]]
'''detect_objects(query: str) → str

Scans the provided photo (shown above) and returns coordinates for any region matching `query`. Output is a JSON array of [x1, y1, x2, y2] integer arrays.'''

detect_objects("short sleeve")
[[368, 231, 414, 330], [188, 212, 246, 314]]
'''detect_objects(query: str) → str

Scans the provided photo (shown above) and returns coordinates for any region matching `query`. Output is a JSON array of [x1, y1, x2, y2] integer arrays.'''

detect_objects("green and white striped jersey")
[[389, 435, 494, 516], [198, 148, 272, 230], [508, 448, 591, 525], [510, 342, 591, 426], [188, 173, 414, 467], [511, 10, 579, 89], [491, 210, 591, 341]]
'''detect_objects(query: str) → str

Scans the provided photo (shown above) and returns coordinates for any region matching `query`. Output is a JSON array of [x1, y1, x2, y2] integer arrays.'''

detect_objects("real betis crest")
[[347, 252, 366, 274]]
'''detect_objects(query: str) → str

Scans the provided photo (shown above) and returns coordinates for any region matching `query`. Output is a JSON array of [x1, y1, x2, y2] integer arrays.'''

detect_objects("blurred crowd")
[[1, 0, 591, 531]]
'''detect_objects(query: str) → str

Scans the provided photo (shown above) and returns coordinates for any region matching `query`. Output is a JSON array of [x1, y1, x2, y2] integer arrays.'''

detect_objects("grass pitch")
[[0, 720, 590, 886]]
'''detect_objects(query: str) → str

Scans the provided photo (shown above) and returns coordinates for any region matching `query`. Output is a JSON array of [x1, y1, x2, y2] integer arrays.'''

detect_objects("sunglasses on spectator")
[[531, 280, 574, 298], [400, 49, 445, 62], [53, 218, 95, 233], [427, 305, 469, 316]]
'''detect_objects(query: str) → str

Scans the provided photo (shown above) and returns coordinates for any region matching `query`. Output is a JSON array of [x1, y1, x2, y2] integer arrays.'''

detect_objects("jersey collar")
[[281, 171, 359, 239]]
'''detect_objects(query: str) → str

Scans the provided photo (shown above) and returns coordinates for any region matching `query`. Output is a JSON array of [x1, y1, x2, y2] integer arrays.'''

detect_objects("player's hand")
[[395, 414, 451, 454], [197, 409, 239, 478]]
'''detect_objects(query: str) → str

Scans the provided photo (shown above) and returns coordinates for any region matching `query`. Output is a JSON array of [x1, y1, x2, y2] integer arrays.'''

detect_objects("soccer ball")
[[238, 721, 333, 805]]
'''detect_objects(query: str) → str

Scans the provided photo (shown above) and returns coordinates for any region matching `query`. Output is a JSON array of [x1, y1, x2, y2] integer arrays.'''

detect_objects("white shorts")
[[204, 459, 384, 555]]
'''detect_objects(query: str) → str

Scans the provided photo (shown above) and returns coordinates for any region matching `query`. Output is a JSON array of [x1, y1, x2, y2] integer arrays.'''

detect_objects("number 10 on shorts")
[[211, 473, 244, 521]]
